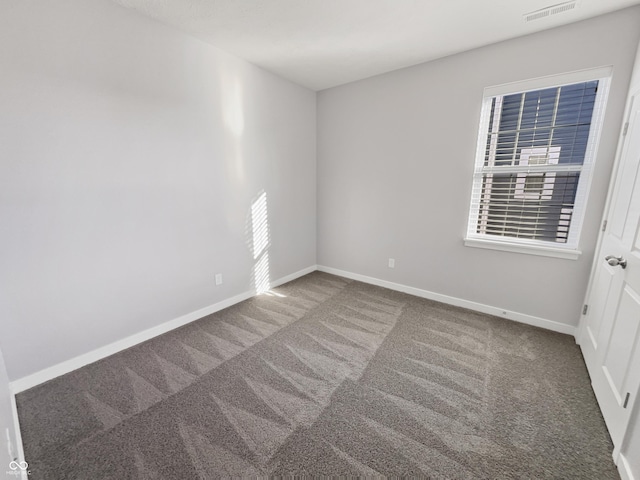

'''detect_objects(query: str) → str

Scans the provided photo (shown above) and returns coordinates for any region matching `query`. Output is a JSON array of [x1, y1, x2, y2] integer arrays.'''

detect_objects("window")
[[465, 68, 611, 259]]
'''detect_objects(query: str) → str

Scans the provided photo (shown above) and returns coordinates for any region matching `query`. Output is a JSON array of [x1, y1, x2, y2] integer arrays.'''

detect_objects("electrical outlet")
[[388, 258, 395, 268], [215, 274, 223, 286]]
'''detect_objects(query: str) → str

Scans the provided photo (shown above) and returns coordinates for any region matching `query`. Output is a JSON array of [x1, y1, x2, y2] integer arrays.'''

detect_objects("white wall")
[[317, 7, 640, 329], [0, 0, 316, 381]]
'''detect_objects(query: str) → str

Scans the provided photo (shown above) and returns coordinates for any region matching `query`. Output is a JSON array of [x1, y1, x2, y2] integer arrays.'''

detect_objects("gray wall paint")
[[0, 0, 316, 381], [317, 7, 640, 328]]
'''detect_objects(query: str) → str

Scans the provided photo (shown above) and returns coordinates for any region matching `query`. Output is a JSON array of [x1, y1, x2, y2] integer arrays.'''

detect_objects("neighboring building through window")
[[466, 68, 611, 259]]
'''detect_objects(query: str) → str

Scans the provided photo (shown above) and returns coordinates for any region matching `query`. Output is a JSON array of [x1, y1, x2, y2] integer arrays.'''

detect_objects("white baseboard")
[[618, 453, 635, 480], [317, 265, 577, 337], [271, 265, 317, 288], [9, 265, 317, 394], [9, 262, 575, 393]]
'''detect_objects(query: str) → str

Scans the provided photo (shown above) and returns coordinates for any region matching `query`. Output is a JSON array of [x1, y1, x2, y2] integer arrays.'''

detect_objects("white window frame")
[[465, 67, 612, 260]]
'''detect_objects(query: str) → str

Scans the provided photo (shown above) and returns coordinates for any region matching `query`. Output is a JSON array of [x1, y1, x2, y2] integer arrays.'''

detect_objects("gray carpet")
[[17, 272, 617, 479]]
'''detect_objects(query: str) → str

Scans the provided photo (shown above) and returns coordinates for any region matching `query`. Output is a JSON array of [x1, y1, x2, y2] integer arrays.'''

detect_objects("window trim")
[[465, 66, 613, 259], [464, 237, 582, 260]]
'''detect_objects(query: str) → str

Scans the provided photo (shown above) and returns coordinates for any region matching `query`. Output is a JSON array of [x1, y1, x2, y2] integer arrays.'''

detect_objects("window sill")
[[464, 237, 581, 260]]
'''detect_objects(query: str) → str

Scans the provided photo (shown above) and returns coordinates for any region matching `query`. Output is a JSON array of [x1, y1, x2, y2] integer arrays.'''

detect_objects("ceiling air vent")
[[523, 1, 578, 23]]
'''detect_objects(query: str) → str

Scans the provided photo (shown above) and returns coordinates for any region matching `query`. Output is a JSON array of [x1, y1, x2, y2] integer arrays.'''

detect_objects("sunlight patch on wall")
[[222, 74, 245, 184], [251, 191, 269, 260], [223, 77, 244, 138], [251, 191, 271, 294], [254, 251, 270, 295]]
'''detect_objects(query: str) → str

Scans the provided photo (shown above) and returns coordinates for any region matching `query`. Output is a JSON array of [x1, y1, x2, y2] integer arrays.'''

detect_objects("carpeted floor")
[[17, 272, 617, 479]]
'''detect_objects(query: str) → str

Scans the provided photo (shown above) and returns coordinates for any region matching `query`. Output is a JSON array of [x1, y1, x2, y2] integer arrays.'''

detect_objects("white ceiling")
[[111, 0, 640, 91]]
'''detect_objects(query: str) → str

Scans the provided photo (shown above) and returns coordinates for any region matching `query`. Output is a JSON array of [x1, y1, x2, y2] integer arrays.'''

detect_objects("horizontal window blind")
[[467, 72, 610, 250]]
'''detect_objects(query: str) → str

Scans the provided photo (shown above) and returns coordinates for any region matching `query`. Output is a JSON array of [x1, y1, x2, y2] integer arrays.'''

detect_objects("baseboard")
[[10, 262, 575, 393], [9, 265, 317, 394], [271, 265, 317, 288], [618, 453, 635, 480], [317, 265, 577, 336]]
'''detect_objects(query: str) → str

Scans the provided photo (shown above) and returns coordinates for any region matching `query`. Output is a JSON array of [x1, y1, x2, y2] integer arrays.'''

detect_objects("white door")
[[580, 90, 640, 453]]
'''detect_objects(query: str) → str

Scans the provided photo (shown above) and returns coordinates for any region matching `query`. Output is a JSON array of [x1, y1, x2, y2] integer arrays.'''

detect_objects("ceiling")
[[111, 0, 640, 91]]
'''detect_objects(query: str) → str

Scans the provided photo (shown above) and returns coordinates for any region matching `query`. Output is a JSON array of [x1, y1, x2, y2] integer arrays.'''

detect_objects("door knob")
[[605, 255, 627, 269]]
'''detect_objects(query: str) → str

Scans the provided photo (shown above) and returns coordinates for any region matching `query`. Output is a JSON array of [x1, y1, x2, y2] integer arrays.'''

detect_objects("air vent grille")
[[524, 1, 578, 22]]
